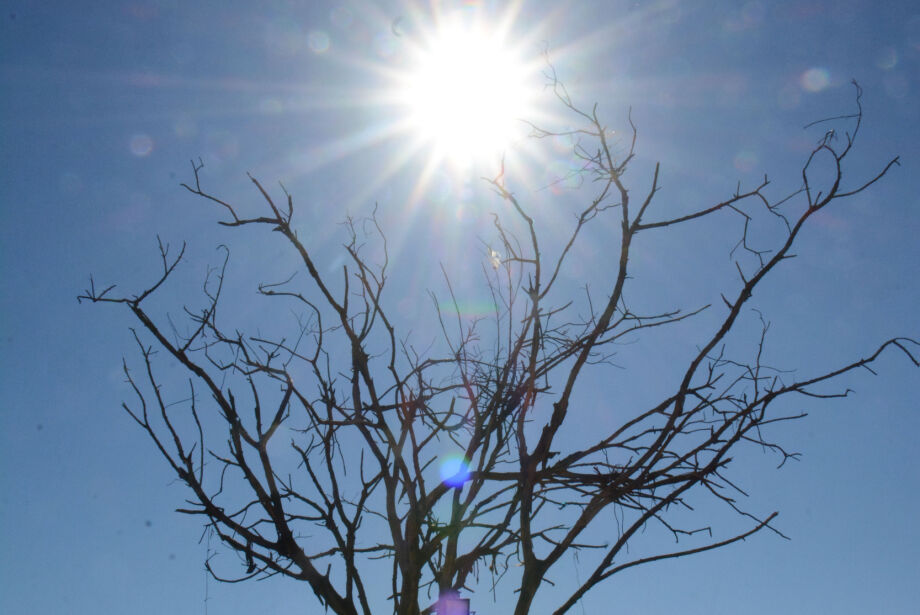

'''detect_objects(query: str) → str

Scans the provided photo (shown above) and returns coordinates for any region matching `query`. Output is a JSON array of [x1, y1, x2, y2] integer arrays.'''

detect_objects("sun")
[[401, 17, 534, 167]]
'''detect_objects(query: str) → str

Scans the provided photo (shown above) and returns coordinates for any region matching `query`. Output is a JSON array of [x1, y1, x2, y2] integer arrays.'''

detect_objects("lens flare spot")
[[129, 133, 153, 157], [435, 591, 470, 615], [800, 67, 830, 92], [308, 30, 331, 53], [875, 46, 898, 70], [733, 149, 758, 173], [439, 453, 470, 487]]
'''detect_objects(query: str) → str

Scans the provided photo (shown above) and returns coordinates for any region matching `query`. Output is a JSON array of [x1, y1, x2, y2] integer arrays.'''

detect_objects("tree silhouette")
[[80, 80, 917, 615]]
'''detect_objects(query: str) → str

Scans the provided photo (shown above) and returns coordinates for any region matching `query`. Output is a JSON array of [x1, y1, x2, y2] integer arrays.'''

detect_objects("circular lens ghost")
[[439, 453, 471, 487]]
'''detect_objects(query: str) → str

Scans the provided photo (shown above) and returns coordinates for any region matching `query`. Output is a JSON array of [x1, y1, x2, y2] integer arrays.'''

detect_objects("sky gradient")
[[1, 1, 918, 613]]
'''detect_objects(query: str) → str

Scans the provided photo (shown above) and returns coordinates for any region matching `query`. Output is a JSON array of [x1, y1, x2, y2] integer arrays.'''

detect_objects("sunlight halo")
[[400, 19, 535, 167]]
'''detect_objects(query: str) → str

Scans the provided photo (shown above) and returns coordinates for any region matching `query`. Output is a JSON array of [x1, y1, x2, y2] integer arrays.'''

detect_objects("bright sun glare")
[[403, 20, 533, 166]]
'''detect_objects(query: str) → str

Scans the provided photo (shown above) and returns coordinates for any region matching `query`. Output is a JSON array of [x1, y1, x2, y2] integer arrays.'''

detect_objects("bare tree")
[[80, 80, 917, 615]]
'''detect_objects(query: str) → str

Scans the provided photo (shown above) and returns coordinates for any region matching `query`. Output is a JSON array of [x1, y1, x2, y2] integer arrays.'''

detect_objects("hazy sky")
[[1, 1, 918, 614]]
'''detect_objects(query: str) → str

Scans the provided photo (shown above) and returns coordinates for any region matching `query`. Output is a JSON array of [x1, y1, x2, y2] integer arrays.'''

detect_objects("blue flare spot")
[[439, 454, 470, 487]]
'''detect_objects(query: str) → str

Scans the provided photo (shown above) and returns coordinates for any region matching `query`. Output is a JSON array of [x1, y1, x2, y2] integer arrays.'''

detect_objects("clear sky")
[[1, 1, 918, 614]]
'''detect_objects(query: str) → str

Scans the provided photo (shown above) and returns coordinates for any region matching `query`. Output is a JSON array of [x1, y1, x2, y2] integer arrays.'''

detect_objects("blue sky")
[[1, 1, 918, 613]]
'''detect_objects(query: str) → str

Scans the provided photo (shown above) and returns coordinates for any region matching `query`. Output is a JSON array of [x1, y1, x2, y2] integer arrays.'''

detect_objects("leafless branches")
[[80, 81, 916, 615]]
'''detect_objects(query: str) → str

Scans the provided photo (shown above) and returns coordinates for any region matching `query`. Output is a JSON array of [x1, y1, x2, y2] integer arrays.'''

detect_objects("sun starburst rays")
[[400, 22, 533, 167], [230, 2, 573, 258]]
